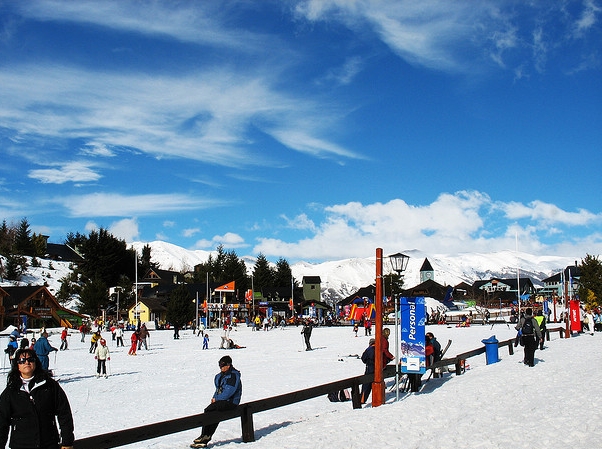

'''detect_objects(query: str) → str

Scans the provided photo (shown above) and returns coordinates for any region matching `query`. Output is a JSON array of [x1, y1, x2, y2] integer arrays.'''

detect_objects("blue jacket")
[[34, 336, 56, 357], [213, 367, 242, 405]]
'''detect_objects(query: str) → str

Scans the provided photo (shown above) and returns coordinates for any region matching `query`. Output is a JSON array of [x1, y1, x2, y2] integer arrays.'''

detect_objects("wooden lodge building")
[[0, 285, 86, 330]]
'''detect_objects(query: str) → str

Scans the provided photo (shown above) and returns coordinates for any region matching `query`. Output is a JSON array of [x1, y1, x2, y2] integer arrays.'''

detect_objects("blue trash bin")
[[481, 335, 499, 364]]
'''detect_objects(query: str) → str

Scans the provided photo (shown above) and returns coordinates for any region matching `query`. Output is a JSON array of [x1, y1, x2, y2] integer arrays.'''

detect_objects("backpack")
[[522, 317, 535, 335]]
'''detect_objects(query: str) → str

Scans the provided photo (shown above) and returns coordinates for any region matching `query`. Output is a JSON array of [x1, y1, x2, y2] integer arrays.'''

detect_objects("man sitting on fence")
[[191, 355, 242, 448]]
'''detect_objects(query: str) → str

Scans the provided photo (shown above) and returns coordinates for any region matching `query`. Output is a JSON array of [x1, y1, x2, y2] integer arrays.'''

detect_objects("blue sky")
[[0, 0, 601, 263]]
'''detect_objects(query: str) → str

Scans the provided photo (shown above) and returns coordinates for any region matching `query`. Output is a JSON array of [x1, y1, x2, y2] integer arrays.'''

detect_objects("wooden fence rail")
[[75, 325, 566, 448]]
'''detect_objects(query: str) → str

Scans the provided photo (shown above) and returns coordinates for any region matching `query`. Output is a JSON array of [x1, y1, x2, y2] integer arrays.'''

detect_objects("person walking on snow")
[[515, 307, 542, 367], [138, 323, 149, 350], [94, 338, 110, 378], [191, 355, 242, 448], [33, 331, 57, 373]]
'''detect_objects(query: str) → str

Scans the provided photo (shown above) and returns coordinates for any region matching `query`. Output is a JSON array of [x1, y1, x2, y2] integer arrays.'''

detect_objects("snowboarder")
[[94, 338, 110, 378], [190, 355, 242, 448]]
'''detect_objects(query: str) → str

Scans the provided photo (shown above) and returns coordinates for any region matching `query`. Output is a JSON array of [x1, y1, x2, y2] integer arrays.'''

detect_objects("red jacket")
[[381, 336, 394, 367]]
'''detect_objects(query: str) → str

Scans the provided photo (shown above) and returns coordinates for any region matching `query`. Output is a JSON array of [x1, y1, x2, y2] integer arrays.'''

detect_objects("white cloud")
[[194, 232, 247, 250], [254, 191, 602, 261], [28, 161, 102, 184], [79, 143, 116, 158], [182, 228, 201, 238], [58, 193, 219, 217], [501, 200, 601, 226], [109, 217, 140, 242]]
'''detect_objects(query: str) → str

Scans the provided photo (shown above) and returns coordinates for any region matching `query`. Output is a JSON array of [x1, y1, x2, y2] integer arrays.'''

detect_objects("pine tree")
[[252, 253, 274, 291], [140, 244, 158, 273], [578, 254, 602, 309], [223, 250, 248, 298], [76, 228, 135, 286], [166, 283, 194, 328], [0, 220, 14, 255], [4, 253, 28, 280], [13, 218, 34, 256], [79, 277, 109, 316], [274, 257, 295, 288]]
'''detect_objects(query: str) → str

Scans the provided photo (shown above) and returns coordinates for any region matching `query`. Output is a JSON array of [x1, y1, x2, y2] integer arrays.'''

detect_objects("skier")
[[301, 319, 313, 351], [128, 331, 139, 356], [191, 355, 242, 448], [115, 325, 124, 347], [94, 338, 110, 378], [60, 327, 69, 351], [89, 331, 101, 353], [203, 333, 209, 350], [79, 323, 86, 342], [33, 331, 58, 373]]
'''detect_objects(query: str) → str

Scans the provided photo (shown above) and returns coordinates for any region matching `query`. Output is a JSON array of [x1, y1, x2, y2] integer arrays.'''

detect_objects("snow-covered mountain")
[[133, 241, 574, 301], [2, 241, 576, 305]]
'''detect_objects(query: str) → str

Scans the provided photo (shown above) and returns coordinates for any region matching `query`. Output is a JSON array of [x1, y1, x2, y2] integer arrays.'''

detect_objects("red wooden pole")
[[372, 248, 385, 407]]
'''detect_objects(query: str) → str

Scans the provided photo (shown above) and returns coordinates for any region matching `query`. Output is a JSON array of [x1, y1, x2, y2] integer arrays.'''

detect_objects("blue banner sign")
[[400, 296, 426, 374]]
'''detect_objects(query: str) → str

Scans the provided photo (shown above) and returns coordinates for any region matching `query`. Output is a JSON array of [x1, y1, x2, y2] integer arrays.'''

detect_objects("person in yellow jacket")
[[534, 310, 546, 350], [89, 331, 101, 353]]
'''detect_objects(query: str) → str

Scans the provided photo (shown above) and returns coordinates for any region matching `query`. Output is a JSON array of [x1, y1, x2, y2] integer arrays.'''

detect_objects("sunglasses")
[[219, 362, 230, 368], [17, 357, 36, 365]]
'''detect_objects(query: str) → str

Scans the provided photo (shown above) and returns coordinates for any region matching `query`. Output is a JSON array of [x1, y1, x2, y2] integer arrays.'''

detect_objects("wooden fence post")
[[240, 405, 255, 443]]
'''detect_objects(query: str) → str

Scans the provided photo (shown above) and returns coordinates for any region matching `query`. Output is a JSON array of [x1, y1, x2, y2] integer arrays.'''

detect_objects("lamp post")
[[388, 252, 410, 402]]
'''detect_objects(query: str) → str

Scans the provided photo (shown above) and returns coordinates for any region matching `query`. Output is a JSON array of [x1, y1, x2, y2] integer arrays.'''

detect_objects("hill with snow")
[[2, 241, 575, 307], [133, 241, 574, 302]]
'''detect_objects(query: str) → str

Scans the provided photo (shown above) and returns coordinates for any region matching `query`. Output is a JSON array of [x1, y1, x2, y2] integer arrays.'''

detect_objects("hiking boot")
[[193, 435, 211, 445]]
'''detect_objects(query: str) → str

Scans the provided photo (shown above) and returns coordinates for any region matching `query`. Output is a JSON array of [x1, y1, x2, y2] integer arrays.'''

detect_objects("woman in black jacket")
[[0, 348, 74, 449]]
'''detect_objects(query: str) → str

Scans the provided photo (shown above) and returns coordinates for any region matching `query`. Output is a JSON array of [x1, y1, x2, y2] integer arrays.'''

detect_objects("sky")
[[1, 317, 600, 449], [0, 0, 601, 263]]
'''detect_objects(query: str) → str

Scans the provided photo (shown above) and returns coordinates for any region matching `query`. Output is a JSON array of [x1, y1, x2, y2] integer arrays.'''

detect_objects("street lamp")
[[388, 252, 410, 401]]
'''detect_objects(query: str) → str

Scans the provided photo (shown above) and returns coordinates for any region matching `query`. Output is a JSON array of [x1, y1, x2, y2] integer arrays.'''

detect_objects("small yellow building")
[[127, 298, 167, 325]]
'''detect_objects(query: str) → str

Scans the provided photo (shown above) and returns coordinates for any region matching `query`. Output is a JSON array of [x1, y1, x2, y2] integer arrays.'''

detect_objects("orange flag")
[[215, 281, 235, 292]]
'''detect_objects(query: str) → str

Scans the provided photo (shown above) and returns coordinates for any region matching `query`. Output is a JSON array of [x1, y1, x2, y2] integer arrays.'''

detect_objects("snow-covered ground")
[[1, 320, 599, 449]]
